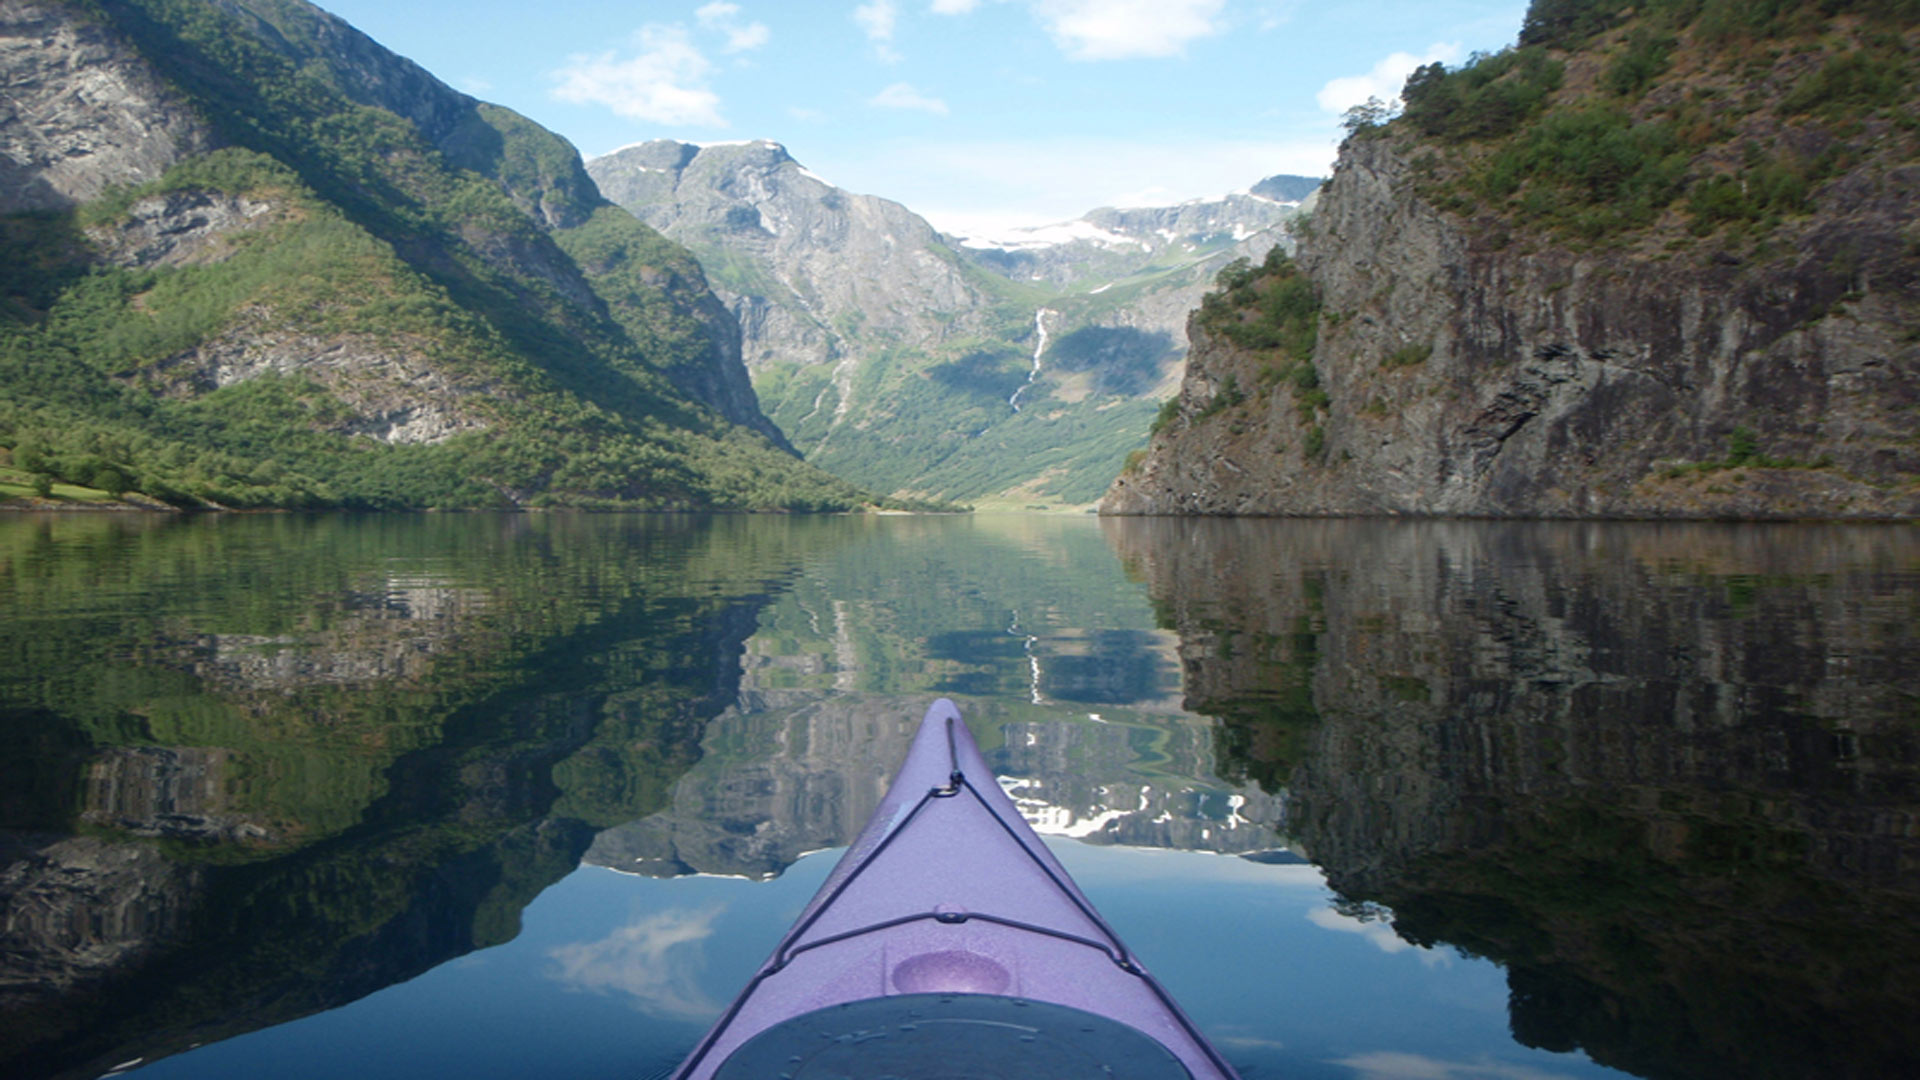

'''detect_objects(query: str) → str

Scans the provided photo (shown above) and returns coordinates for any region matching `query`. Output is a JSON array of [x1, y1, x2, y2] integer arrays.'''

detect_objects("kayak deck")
[[672, 699, 1239, 1080]]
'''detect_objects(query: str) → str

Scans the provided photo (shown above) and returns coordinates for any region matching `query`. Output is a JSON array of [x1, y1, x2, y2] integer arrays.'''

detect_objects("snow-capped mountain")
[[588, 138, 1320, 506]]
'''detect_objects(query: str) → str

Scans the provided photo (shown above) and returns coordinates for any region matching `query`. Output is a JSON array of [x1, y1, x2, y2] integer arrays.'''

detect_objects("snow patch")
[[958, 218, 1149, 252]]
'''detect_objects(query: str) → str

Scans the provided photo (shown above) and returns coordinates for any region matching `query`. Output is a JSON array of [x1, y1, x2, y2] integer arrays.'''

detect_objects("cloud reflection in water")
[[546, 906, 723, 1019]]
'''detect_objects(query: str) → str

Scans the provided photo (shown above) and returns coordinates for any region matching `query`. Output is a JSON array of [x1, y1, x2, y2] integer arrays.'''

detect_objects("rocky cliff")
[[1, 0, 839, 510], [589, 138, 1315, 505], [1103, 2, 1919, 518]]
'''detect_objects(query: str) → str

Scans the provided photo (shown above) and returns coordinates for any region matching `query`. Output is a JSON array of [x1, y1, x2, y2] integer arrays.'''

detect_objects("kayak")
[[671, 699, 1240, 1080]]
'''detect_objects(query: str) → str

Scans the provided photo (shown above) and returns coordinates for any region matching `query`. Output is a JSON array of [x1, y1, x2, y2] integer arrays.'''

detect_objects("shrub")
[[1150, 396, 1183, 435], [1780, 50, 1904, 119], [1727, 425, 1759, 465], [1604, 28, 1676, 98], [1402, 47, 1564, 141], [91, 465, 130, 496], [1198, 250, 1322, 358], [1384, 342, 1433, 368], [1475, 105, 1690, 238]]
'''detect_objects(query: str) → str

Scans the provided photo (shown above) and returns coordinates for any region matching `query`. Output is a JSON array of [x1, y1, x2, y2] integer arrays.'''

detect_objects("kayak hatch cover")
[[670, 698, 1241, 1080]]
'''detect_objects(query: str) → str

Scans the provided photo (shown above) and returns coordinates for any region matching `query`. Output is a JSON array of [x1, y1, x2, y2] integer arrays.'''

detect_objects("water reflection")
[[584, 514, 1285, 881], [0, 513, 810, 1079], [1105, 517, 1920, 1079], [0, 513, 1274, 1079], [5, 513, 1916, 1079]]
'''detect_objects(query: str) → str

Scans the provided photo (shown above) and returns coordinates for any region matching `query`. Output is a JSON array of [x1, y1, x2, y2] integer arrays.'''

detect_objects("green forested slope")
[[0, 0, 867, 511], [1368, 0, 1919, 245]]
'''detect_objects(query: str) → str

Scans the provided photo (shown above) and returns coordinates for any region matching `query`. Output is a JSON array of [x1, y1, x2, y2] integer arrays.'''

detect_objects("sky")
[[311, 0, 1529, 236]]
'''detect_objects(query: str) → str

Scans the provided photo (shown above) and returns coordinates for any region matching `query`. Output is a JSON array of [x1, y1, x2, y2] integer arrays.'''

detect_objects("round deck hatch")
[[711, 991, 1194, 1080]]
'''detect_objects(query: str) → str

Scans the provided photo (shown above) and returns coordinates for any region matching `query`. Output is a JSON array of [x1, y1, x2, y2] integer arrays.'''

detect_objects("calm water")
[[2, 513, 1917, 1080]]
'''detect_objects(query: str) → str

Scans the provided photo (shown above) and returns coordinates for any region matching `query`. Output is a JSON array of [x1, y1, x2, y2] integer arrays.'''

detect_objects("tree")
[[1341, 97, 1396, 138], [31, 474, 53, 499], [92, 466, 131, 497], [13, 440, 45, 474]]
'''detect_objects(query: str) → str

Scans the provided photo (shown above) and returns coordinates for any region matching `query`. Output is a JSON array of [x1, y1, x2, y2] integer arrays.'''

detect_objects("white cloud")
[[930, 0, 980, 12], [854, 0, 902, 61], [1034, 0, 1225, 60], [696, 2, 771, 53], [869, 81, 949, 114], [1315, 42, 1462, 114], [550, 24, 725, 126], [546, 907, 722, 1019]]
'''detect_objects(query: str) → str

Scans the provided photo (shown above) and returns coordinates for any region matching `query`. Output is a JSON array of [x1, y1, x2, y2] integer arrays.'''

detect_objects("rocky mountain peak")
[[589, 138, 1317, 505]]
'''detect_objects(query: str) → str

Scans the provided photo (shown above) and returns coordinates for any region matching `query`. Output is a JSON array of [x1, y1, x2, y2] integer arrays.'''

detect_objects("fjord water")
[[2, 514, 1917, 1080]]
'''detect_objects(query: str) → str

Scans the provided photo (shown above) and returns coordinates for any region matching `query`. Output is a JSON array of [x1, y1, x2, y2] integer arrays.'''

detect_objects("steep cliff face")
[[1, 0, 828, 509], [0, 0, 214, 213], [1104, 4, 1919, 519], [592, 139, 996, 373], [590, 138, 1314, 505]]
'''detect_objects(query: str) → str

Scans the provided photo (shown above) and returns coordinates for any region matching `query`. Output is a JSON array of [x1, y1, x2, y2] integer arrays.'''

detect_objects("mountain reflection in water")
[[1106, 516, 1920, 1080], [1, 513, 1915, 1079]]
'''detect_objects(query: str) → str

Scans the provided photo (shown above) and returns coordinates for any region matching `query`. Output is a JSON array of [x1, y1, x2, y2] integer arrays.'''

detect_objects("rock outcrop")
[[1104, 13, 1920, 519], [0, 0, 215, 214]]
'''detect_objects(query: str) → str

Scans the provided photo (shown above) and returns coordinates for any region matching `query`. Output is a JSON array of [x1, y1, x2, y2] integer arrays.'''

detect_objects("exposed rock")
[[85, 188, 275, 267], [591, 139, 994, 376], [0, 0, 214, 214], [143, 321, 495, 446], [1104, 136, 1920, 518]]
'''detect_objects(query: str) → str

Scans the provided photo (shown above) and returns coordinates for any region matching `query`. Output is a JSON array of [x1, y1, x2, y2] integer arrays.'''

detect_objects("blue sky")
[[314, 0, 1529, 234]]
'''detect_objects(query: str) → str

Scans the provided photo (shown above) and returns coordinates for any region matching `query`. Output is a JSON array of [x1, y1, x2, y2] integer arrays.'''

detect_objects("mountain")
[[589, 138, 1317, 506], [1103, 0, 1920, 518], [0, 0, 865, 511]]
